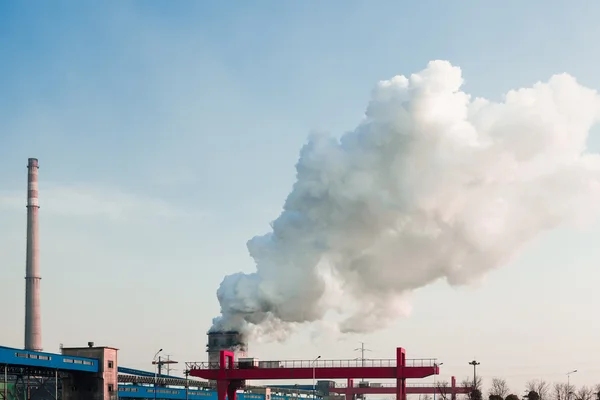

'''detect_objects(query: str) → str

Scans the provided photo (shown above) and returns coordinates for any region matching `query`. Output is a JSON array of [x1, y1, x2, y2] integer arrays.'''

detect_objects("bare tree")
[[461, 377, 483, 400], [436, 380, 450, 400], [461, 377, 471, 398], [488, 378, 510, 398], [554, 383, 566, 400], [594, 385, 600, 400], [461, 377, 483, 392], [554, 383, 576, 400], [527, 380, 550, 400], [576, 386, 593, 400]]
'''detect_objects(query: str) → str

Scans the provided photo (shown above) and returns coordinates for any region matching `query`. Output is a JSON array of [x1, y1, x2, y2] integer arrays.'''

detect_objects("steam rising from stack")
[[211, 60, 600, 340]]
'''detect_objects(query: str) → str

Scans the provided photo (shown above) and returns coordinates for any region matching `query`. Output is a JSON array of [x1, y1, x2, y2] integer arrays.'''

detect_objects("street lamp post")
[[312, 356, 321, 400], [469, 360, 480, 393], [153, 349, 163, 400], [433, 362, 443, 400], [567, 370, 578, 400]]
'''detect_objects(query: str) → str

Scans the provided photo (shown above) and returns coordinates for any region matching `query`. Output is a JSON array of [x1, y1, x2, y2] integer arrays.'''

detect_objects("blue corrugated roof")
[[0, 346, 99, 373]]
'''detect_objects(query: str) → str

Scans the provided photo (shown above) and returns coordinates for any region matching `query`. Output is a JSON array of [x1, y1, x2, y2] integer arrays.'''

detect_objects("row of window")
[[117, 387, 293, 399], [63, 358, 95, 366], [120, 387, 211, 397], [13, 351, 96, 366], [16, 352, 51, 360], [148, 389, 188, 394]]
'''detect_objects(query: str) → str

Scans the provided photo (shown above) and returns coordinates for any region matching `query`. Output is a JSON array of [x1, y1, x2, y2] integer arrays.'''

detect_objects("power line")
[[354, 342, 373, 382]]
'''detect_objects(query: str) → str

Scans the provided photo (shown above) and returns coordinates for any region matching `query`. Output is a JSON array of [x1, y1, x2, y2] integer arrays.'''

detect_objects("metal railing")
[[186, 358, 437, 370]]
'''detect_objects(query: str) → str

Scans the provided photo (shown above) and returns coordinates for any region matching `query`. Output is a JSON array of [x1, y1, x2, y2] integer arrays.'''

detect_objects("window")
[[107, 361, 114, 369], [108, 384, 114, 392]]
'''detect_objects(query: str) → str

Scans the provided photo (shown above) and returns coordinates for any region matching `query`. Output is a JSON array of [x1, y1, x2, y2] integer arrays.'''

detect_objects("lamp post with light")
[[153, 349, 163, 400], [312, 356, 321, 400], [567, 370, 578, 400], [433, 362, 443, 400], [468, 360, 480, 394]]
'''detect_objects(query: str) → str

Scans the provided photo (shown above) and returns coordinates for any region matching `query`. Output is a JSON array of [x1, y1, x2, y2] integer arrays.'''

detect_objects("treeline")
[[429, 378, 600, 400]]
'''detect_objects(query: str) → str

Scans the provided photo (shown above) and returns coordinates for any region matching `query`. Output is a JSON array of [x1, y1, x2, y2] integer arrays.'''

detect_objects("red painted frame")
[[188, 347, 439, 400]]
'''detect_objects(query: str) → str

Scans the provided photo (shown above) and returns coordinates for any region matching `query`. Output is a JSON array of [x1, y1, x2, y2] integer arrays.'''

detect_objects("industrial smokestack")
[[206, 331, 248, 367], [24, 157, 42, 352]]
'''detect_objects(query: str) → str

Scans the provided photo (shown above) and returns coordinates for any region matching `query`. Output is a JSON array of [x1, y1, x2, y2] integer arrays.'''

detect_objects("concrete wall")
[[61, 346, 118, 400]]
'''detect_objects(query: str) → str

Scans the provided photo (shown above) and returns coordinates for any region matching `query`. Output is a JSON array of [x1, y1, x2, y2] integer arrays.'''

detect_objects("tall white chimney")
[[24, 157, 42, 352]]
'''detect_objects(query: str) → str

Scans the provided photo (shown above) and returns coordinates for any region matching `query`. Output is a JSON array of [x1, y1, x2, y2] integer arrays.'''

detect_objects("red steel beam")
[[331, 388, 468, 395], [330, 387, 472, 395], [190, 366, 435, 380], [188, 347, 438, 400]]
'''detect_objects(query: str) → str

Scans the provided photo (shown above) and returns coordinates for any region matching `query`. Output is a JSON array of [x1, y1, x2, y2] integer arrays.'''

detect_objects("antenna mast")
[[354, 341, 373, 400], [354, 342, 373, 376], [152, 354, 178, 376]]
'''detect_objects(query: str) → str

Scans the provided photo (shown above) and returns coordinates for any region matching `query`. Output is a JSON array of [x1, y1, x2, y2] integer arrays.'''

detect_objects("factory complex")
[[0, 159, 471, 400]]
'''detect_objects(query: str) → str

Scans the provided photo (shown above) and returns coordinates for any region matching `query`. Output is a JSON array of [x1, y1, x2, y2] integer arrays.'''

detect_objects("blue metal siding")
[[0, 346, 98, 373], [118, 385, 297, 400], [118, 386, 215, 399]]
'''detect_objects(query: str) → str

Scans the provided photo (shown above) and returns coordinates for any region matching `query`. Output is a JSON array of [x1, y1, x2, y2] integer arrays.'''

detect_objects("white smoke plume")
[[211, 60, 600, 339]]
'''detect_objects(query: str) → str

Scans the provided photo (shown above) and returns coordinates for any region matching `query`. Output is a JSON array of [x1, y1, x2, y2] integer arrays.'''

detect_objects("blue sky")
[[2, 0, 600, 394]]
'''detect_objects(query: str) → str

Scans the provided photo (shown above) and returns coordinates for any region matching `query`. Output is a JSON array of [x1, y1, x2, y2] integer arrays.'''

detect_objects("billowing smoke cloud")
[[211, 60, 600, 339]]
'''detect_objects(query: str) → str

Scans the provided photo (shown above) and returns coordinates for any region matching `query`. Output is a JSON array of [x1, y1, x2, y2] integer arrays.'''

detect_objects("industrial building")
[[1, 341, 468, 400], [0, 158, 470, 400]]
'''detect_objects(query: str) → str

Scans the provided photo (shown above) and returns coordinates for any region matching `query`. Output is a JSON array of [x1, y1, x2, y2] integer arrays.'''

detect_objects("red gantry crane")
[[187, 347, 439, 400]]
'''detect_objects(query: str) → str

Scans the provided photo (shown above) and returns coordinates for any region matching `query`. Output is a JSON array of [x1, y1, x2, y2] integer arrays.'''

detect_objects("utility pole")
[[354, 342, 372, 382], [354, 342, 372, 400], [468, 360, 480, 394], [153, 354, 178, 377], [164, 354, 174, 376]]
